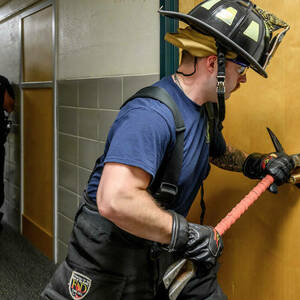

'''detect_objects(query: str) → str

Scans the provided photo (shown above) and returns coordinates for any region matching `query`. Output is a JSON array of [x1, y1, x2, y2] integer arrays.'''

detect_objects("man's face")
[[207, 56, 248, 103], [224, 61, 247, 99]]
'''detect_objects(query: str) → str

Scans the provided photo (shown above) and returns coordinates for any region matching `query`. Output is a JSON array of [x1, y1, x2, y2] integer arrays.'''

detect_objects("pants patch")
[[69, 271, 92, 299]]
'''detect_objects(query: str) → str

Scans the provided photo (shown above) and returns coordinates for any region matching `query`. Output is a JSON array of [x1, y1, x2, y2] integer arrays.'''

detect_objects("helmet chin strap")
[[175, 45, 226, 131], [216, 45, 226, 130], [176, 56, 198, 77]]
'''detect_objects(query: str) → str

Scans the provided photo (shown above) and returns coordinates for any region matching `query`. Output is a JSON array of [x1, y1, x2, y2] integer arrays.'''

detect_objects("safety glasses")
[[227, 58, 249, 76]]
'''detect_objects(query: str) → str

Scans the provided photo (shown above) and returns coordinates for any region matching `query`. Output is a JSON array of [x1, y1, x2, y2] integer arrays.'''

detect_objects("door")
[[21, 3, 54, 260], [178, 0, 300, 299]]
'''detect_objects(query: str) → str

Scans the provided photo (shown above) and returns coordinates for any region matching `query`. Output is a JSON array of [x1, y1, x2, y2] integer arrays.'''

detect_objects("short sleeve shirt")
[[87, 76, 223, 216]]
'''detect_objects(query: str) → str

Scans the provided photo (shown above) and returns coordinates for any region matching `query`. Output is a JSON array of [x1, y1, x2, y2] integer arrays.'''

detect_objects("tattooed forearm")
[[210, 145, 248, 172]]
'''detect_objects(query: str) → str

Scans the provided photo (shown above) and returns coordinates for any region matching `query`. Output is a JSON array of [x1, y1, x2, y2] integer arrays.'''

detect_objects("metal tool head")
[[163, 258, 187, 289], [266, 127, 285, 153], [266, 128, 300, 189], [168, 260, 196, 300]]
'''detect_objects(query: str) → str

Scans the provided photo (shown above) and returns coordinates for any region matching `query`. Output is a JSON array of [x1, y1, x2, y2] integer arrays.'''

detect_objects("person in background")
[[0, 75, 15, 230]]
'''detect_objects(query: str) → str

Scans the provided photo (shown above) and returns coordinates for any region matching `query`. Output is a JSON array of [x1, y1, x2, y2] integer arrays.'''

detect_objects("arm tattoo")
[[210, 145, 248, 172]]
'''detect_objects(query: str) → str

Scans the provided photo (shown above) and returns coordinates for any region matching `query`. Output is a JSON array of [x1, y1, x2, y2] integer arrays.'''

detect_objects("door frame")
[[19, 0, 58, 262], [159, 0, 179, 78]]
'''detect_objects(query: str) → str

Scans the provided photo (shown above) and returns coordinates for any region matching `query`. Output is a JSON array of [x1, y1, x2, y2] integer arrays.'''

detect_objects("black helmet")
[[159, 0, 289, 78]]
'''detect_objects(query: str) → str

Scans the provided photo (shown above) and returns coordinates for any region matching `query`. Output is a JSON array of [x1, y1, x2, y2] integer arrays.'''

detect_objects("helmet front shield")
[[255, 6, 290, 70], [261, 26, 290, 70]]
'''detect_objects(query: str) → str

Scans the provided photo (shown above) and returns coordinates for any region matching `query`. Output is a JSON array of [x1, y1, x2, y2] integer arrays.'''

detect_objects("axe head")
[[266, 127, 285, 153], [267, 128, 300, 189]]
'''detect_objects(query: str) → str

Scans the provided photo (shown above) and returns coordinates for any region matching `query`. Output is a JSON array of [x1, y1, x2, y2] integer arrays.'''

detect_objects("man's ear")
[[206, 55, 217, 74]]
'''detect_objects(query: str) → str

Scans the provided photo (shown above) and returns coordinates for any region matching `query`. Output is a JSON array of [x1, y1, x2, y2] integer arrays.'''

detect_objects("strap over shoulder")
[[122, 86, 185, 207], [122, 86, 185, 133]]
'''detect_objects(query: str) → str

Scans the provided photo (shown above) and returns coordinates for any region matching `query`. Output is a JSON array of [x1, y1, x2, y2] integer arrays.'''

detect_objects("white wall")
[[0, 16, 20, 83], [58, 0, 160, 80]]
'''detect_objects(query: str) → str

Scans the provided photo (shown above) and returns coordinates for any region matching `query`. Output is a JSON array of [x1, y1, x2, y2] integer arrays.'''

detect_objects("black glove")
[[243, 152, 295, 193], [163, 211, 223, 268]]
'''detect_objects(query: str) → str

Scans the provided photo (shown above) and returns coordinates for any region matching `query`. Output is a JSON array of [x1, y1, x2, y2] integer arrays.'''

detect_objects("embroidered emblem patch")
[[69, 271, 92, 299]]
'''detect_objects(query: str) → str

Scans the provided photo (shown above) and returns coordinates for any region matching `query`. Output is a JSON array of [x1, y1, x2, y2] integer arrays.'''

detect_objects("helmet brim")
[[159, 9, 268, 78]]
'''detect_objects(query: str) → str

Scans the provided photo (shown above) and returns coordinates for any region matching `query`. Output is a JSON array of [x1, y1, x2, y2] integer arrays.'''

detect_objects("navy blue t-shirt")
[[87, 76, 221, 216]]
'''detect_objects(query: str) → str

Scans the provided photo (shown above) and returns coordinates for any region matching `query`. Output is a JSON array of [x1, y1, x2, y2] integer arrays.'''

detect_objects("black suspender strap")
[[121, 86, 185, 132], [121, 86, 185, 206], [200, 184, 206, 225], [216, 45, 226, 130]]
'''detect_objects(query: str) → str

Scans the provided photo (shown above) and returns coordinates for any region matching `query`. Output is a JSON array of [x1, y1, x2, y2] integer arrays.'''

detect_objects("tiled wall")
[[57, 74, 159, 262], [3, 85, 21, 231]]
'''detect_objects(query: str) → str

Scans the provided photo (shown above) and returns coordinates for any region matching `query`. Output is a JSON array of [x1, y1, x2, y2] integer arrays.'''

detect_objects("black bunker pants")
[[41, 200, 227, 300], [0, 144, 5, 210]]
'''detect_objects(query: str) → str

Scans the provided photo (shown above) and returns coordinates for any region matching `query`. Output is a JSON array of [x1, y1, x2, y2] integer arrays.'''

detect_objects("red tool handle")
[[164, 175, 275, 300], [215, 175, 274, 236]]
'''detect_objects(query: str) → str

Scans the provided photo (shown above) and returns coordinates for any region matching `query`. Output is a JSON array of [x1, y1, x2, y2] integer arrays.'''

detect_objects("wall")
[[57, 74, 159, 261], [185, 0, 300, 299], [57, 0, 160, 79], [56, 0, 160, 262], [0, 0, 160, 262]]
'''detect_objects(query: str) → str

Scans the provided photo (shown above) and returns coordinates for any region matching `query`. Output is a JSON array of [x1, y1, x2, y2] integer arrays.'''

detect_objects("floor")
[[0, 222, 57, 300]]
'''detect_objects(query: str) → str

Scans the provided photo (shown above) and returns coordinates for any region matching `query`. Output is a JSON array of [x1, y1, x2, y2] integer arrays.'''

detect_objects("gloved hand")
[[163, 211, 223, 268], [243, 152, 295, 193]]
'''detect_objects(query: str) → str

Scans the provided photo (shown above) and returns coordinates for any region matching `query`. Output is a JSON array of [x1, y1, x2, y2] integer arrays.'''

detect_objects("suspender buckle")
[[159, 182, 178, 196]]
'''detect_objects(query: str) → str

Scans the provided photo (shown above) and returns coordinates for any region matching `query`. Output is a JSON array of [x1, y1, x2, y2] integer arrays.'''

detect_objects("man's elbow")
[[97, 192, 114, 220], [97, 188, 126, 222]]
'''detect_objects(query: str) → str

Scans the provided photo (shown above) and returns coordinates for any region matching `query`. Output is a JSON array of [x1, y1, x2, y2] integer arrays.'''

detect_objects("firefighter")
[[42, 1, 293, 299]]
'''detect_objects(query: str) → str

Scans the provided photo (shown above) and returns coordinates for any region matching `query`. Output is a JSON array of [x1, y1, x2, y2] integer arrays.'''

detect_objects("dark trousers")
[[41, 202, 227, 300], [0, 144, 4, 210]]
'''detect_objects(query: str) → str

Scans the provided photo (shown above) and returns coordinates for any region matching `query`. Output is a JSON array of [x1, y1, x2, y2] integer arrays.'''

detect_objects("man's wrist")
[[163, 210, 189, 252]]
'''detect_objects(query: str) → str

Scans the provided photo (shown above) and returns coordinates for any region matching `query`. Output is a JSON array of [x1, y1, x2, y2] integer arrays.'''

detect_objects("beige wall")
[[56, 0, 160, 261], [0, 16, 20, 82], [0, 0, 161, 259], [57, 0, 160, 79], [185, 0, 300, 299], [0, 0, 161, 80]]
